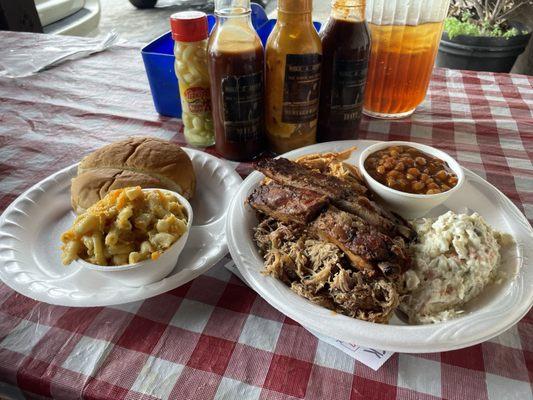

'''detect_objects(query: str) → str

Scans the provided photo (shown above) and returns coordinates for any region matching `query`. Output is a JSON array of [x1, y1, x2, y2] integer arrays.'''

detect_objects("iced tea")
[[363, 21, 444, 118]]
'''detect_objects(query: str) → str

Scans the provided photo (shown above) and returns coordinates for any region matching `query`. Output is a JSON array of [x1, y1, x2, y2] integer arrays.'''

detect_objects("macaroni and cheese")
[[61, 186, 188, 266]]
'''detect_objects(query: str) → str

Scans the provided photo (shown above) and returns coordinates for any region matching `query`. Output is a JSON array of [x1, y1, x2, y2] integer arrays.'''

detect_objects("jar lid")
[[170, 11, 208, 42]]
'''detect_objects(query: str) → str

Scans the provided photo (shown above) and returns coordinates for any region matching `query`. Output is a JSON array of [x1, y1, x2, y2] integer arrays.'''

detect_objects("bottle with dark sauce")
[[318, 0, 370, 142], [207, 0, 264, 161]]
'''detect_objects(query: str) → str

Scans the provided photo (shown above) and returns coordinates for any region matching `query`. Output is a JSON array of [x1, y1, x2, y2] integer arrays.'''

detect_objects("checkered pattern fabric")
[[0, 31, 532, 400]]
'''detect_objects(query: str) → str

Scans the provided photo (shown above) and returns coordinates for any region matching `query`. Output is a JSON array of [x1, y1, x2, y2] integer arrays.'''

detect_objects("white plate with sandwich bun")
[[0, 137, 242, 307], [226, 140, 533, 353]]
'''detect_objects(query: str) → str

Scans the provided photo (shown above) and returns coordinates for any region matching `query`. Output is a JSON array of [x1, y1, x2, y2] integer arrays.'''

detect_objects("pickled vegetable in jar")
[[170, 11, 215, 147]]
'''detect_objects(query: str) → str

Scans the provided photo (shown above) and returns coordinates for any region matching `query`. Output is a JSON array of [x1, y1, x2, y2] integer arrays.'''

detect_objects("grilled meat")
[[248, 183, 329, 225], [255, 157, 359, 198], [310, 206, 409, 275], [250, 155, 417, 323], [254, 218, 399, 323], [250, 154, 418, 323], [294, 151, 369, 195], [334, 198, 400, 238], [335, 198, 414, 240], [255, 157, 414, 240]]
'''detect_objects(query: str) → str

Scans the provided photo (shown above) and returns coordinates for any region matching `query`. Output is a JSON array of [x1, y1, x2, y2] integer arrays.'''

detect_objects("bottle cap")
[[170, 11, 208, 42]]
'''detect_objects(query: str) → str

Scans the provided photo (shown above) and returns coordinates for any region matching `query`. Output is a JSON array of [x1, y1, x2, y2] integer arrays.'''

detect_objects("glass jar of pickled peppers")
[[170, 12, 215, 147]]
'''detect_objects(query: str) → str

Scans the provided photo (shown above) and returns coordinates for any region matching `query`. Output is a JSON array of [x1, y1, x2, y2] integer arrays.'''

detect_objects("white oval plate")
[[0, 148, 242, 307], [226, 140, 533, 353]]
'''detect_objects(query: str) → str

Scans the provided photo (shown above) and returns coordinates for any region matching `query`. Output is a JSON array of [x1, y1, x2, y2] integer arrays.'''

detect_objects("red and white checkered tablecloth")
[[0, 31, 532, 400]]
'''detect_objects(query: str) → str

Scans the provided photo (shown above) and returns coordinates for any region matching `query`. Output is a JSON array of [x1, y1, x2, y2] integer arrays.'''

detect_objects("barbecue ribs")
[[311, 206, 408, 276], [248, 157, 413, 277], [247, 183, 328, 225]]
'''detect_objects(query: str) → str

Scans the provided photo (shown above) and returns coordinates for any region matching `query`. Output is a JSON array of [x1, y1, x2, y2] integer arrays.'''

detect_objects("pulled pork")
[[254, 218, 399, 323]]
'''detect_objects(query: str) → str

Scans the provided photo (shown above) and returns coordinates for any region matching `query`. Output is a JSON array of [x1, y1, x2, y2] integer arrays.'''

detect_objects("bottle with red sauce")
[[318, 0, 371, 142], [207, 0, 265, 161]]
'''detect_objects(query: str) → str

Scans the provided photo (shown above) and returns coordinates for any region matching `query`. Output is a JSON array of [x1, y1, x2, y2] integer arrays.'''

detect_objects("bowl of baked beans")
[[359, 141, 464, 218]]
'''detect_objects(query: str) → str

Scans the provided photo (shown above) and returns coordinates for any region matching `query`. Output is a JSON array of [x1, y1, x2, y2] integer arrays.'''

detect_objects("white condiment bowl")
[[359, 141, 465, 219], [73, 189, 193, 287]]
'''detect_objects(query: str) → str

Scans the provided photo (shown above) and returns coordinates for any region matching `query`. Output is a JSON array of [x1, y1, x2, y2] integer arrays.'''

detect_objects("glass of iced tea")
[[363, 0, 450, 119]]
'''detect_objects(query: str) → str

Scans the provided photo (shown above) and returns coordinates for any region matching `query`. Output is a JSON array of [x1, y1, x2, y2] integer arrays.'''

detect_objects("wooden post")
[[0, 0, 43, 33]]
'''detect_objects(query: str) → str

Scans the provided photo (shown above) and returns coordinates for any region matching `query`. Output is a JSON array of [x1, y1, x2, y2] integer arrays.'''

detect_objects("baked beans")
[[364, 145, 458, 195]]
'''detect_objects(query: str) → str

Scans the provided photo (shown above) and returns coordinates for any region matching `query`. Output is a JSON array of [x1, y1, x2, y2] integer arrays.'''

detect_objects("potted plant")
[[437, 0, 532, 72]]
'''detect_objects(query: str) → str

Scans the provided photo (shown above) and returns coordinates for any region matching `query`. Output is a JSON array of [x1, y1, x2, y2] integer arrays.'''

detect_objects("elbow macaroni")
[[61, 187, 188, 266]]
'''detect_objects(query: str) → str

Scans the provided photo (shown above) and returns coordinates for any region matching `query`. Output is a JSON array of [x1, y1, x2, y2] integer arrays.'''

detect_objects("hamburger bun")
[[71, 137, 195, 214]]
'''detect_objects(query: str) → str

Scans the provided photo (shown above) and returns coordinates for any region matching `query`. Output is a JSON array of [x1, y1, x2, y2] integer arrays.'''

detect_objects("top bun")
[[71, 137, 195, 214]]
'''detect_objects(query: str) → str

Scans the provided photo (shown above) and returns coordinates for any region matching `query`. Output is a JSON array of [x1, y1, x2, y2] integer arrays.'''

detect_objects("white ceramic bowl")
[[359, 141, 465, 219], [73, 189, 193, 287]]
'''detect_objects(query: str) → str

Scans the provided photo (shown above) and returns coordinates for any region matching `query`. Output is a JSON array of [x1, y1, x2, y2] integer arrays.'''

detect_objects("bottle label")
[[183, 87, 212, 114], [282, 54, 321, 124], [222, 71, 263, 143], [330, 57, 368, 124]]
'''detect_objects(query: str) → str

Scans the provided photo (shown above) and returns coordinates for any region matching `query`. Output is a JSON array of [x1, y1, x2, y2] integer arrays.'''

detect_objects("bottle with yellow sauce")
[[265, 0, 322, 154]]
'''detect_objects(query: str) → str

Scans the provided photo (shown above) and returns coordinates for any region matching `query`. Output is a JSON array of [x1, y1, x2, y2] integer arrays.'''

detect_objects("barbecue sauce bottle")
[[265, 0, 322, 154], [208, 0, 265, 161], [317, 0, 370, 141]]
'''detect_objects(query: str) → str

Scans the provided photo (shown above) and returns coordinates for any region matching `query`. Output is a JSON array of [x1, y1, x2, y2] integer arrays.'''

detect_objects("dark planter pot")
[[129, 0, 158, 8], [436, 23, 531, 72]]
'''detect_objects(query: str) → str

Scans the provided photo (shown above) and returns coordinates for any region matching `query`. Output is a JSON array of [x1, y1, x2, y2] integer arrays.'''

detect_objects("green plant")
[[445, 12, 524, 38], [447, 0, 531, 38]]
